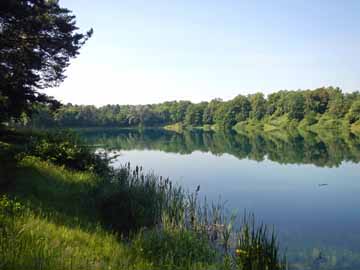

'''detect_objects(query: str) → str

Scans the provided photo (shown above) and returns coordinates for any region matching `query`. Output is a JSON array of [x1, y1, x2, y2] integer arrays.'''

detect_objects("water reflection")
[[78, 128, 360, 269], [80, 128, 360, 167]]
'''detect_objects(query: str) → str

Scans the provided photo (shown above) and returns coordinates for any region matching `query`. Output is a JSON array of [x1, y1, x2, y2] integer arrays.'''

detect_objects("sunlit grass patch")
[[0, 195, 153, 270]]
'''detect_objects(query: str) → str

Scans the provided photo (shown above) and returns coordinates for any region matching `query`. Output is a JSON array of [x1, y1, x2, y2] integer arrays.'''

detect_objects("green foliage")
[[286, 92, 305, 120], [267, 92, 285, 116], [301, 111, 318, 126], [327, 88, 345, 117], [249, 93, 267, 120], [212, 96, 251, 129], [214, 102, 238, 129], [184, 102, 207, 126], [0, 195, 23, 220], [25, 130, 109, 174], [203, 99, 222, 125], [346, 99, 360, 124], [304, 87, 331, 114], [169, 101, 192, 123], [0, 0, 92, 121], [312, 114, 345, 130], [13, 105, 58, 128], [266, 115, 292, 129], [26, 88, 359, 133], [232, 95, 252, 122]]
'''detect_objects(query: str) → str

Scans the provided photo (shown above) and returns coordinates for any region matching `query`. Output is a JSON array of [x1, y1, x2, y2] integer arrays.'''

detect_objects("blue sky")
[[49, 0, 360, 105]]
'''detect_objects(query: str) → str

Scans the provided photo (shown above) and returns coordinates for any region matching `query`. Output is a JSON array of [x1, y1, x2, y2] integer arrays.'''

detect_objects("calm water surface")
[[80, 128, 360, 269]]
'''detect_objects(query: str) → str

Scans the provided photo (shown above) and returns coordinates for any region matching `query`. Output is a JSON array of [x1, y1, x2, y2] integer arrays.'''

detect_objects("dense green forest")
[[27, 87, 360, 133]]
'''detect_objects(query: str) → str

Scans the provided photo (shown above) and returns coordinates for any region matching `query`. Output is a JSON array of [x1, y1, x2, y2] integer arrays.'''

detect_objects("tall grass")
[[234, 214, 287, 270], [0, 195, 154, 270], [101, 162, 287, 269], [0, 129, 287, 269]]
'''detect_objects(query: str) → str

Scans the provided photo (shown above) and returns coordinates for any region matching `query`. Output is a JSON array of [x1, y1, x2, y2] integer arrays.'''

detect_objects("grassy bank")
[[232, 114, 357, 135], [0, 157, 155, 270], [0, 128, 286, 270], [163, 114, 359, 137]]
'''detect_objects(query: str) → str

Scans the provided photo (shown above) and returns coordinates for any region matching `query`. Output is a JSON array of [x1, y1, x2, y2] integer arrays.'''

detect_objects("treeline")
[[28, 87, 360, 130]]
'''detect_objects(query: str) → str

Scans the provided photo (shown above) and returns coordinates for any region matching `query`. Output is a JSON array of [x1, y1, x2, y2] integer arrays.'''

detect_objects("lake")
[[80, 128, 360, 269]]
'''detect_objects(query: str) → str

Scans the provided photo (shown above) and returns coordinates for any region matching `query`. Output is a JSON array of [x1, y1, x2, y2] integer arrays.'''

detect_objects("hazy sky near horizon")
[[48, 0, 360, 105]]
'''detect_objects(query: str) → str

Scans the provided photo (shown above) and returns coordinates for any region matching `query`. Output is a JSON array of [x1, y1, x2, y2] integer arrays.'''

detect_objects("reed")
[[101, 162, 287, 269], [0, 129, 287, 269]]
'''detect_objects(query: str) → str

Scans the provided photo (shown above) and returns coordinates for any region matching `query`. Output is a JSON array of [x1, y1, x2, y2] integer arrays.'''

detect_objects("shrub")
[[26, 130, 110, 175]]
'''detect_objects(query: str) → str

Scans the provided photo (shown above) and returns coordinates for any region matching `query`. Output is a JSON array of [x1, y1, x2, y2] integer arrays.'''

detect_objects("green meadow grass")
[[0, 157, 218, 270], [0, 157, 150, 270]]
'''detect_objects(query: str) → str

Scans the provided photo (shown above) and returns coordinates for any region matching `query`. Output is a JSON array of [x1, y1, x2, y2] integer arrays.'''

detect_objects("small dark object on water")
[[313, 251, 327, 268], [318, 183, 328, 187]]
